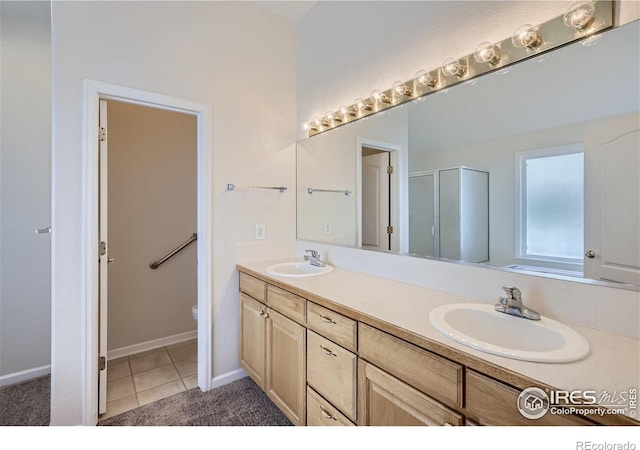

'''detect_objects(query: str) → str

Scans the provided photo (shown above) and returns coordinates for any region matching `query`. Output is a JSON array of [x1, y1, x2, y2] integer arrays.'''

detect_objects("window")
[[516, 144, 584, 264]]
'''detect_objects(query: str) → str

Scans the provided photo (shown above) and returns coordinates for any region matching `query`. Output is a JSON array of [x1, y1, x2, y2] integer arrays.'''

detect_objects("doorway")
[[357, 139, 401, 252], [98, 100, 198, 418], [83, 80, 212, 425]]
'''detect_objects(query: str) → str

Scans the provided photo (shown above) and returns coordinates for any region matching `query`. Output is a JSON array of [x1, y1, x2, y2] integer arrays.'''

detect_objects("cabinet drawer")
[[307, 302, 357, 352], [358, 324, 463, 407], [306, 387, 355, 426], [239, 272, 266, 303], [466, 370, 594, 426], [307, 331, 357, 421], [358, 360, 463, 426], [266, 285, 306, 324]]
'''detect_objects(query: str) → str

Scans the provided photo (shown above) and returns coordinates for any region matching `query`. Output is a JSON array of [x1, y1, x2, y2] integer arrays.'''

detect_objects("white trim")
[[0, 365, 51, 388], [79, 80, 213, 426], [211, 368, 247, 389], [106, 330, 197, 361], [356, 137, 403, 253], [515, 143, 584, 266]]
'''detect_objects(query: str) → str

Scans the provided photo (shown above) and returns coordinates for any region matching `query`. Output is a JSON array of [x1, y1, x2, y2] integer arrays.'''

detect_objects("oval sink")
[[429, 303, 589, 363], [265, 261, 334, 278]]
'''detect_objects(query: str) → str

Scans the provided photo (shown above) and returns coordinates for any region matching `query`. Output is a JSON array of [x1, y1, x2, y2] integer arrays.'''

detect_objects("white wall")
[[296, 2, 640, 340], [297, 107, 408, 246], [0, 1, 52, 385], [107, 101, 197, 351], [51, 2, 296, 424]]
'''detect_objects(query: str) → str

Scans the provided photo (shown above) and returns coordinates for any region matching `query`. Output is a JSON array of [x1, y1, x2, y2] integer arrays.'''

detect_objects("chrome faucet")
[[304, 249, 325, 267], [495, 285, 540, 320]]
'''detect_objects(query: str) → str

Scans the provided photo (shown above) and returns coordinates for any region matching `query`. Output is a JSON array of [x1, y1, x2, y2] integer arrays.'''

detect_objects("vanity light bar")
[[305, 0, 613, 137]]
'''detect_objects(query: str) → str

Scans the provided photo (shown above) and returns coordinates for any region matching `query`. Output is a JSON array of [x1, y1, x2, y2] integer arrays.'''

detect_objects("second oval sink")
[[429, 303, 589, 363]]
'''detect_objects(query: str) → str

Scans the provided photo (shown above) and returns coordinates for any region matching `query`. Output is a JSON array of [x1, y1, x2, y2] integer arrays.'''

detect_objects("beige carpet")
[[1, 376, 290, 426], [0, 375, 50, 426], [99, 377, 291, 426]]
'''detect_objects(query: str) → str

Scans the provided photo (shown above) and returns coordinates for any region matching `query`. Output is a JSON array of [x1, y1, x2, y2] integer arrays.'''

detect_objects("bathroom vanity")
[[237, 261, 639, 426]]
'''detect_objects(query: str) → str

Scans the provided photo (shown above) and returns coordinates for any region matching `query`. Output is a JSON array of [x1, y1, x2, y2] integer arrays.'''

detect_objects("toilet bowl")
[[192, 304, 198, 321]]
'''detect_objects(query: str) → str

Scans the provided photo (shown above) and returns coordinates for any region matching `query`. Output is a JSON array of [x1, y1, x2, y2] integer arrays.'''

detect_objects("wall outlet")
[[255, 223, 266, 240], [323, 221, 332, 236]]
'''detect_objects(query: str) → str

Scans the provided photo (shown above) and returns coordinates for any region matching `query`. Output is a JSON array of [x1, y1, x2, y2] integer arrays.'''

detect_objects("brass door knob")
[[107, 257, 116, 263]]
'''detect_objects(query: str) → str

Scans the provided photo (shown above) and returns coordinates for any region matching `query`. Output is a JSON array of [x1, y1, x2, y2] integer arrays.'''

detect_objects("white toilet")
[[192, 304, 198, 321]]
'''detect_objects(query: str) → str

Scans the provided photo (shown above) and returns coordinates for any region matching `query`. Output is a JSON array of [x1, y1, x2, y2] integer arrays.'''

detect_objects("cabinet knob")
[[259, 310, 265, 316], [585, 249, 597, 259]]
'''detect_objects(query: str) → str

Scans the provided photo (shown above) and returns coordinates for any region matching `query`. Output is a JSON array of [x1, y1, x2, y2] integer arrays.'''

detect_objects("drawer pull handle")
[[320, 405, 338, 421], [319, 314, 336, 324], [320, 345, 337, 356]]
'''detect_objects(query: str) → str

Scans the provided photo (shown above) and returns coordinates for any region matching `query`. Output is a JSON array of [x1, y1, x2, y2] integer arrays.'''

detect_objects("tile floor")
[[100, 339, 198, 420]]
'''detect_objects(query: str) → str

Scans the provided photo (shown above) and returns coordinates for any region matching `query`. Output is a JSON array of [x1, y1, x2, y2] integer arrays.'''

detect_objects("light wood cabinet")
[[307, 302, 357, 352], [306, 387, 355, 426], [238, 270, 618, 427], [358, 360, 463, 426], [307, 330, 357, 421], [359, 323, 463, 408], [465, 370, 594, 426], [239, 293, 266, 390], [266, 308, 306, 426]]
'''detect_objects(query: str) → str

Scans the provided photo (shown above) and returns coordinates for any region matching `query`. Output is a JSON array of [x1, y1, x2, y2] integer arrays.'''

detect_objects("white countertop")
[[239, 259, 640, 420]]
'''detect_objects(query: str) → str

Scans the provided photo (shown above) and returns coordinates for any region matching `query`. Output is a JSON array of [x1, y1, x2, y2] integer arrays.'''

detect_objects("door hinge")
[[99, 241, 107, 256], [98, 127, 106, 142], [99, 356, 106, 371], [387, 165, 393, 174], [387, 226, 394, 234]]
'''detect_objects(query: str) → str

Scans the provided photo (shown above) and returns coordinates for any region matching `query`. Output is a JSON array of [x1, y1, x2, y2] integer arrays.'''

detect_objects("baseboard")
[[107, 330, 197, 360], [0, 364, 51, 388], [211, 368, 247, 389]]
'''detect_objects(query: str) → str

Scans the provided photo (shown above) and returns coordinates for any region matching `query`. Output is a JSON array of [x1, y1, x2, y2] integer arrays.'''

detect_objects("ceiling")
[[251, 1, 318, 23]]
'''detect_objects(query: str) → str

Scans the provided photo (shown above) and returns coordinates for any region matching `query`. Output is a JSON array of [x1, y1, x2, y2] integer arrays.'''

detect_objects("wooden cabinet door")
[[239, 293, 267, 390], [266, 308, 306, 425], [358, 360, 463, 426]]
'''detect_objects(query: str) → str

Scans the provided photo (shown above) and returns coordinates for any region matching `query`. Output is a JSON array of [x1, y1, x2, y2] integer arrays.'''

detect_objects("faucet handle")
[[502, 285, 521, 300], [305, 249, 319, 258]]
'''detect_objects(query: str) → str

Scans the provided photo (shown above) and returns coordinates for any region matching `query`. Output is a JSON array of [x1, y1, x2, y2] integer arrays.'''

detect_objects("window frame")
[[515, 143, 585, 265]]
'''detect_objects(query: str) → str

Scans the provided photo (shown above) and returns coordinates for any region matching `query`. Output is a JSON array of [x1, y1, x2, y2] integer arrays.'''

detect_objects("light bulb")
[[473, 42, 501, 65], [414, 70, 438, 88], [441, 58, 466, 78], [324, 111, 341, 124], [512, 24, 541, 49], [392, 81, 412, 97], [355, 97, 373, 113], [370, 90, 391, 105], [306, 119, 320, 131], [564, 1, 595, 30], [339, 105, 356, 120]]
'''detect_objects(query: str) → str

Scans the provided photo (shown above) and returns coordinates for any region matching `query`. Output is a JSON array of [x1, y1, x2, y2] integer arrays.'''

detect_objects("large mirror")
[[297, 21, 640, 287]]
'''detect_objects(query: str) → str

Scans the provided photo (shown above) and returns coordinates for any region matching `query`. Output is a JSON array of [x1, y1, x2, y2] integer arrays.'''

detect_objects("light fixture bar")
[[306, 0, 612, 137]]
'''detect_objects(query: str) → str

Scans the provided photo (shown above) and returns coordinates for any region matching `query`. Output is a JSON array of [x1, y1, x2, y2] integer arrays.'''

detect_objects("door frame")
[[356, 137, 402, 253], [82, 80, 213, 424]]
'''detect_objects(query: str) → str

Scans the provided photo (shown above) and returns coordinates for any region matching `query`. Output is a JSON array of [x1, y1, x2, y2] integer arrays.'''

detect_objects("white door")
[[409, 174, 436, 256], [362, 152, 390, 250], [584, 112, 640, 285], [98, 99, 109, 414]]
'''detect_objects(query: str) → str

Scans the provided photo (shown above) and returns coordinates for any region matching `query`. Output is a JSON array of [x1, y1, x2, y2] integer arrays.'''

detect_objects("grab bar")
[[150, 233, 197, 270]]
